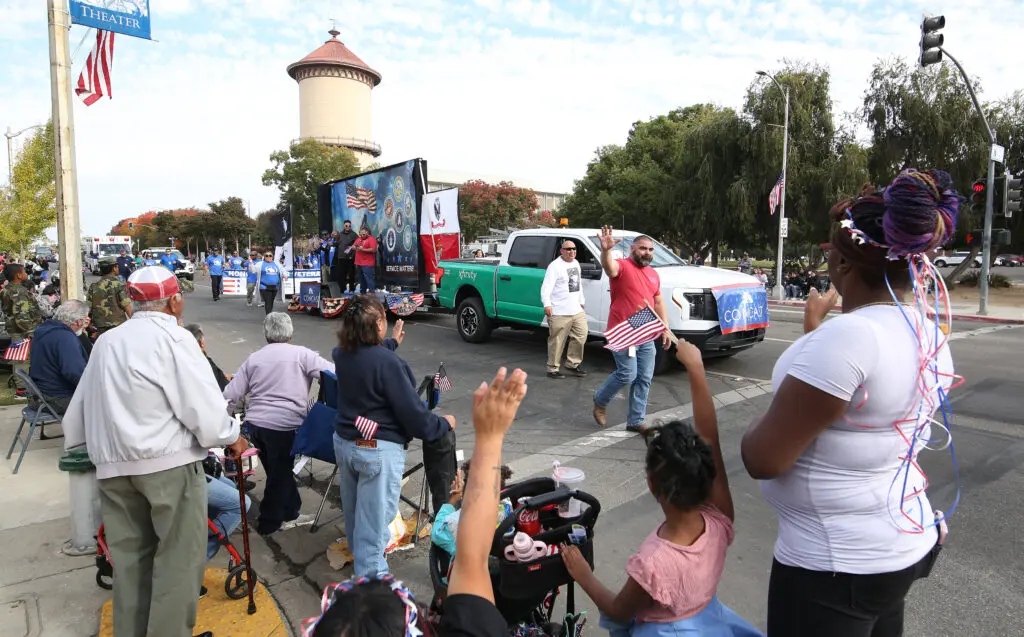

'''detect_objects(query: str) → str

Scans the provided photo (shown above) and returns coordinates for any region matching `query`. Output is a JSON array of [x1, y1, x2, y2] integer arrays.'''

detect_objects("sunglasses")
[[562, 247, 576, 251]]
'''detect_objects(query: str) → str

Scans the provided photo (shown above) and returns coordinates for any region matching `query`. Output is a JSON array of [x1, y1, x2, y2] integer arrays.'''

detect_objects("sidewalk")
[[768, 298, 1024, 324], [0, 405, 326, 637]]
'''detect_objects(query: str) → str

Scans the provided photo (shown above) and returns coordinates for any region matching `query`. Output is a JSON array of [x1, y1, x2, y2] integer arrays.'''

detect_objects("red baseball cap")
[[127, 266, 181, 301]]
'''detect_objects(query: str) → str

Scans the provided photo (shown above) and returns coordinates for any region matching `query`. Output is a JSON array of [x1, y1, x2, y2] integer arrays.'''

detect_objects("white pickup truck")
[[437, 228, 769, 373]]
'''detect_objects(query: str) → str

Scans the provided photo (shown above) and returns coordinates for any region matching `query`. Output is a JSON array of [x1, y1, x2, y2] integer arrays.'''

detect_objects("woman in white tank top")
[[741, 170, 961, 637]]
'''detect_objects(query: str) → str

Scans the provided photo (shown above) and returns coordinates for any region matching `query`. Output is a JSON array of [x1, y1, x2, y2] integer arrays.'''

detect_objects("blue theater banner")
[[712, 284, 769, 335], [70, 0, 152, 40]]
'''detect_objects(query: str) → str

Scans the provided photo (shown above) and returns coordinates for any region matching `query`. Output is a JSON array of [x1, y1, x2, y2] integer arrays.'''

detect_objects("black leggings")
[[261, 286, 277, 314], [767, 552, 935, 637]]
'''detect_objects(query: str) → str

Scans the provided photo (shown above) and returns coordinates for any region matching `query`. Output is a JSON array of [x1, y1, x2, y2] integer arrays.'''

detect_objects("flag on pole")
[[603, 307, 665, 352], [768, 172, 785, 216], [354, 415, 379, 441], [434, 364, 452, 392], [3, 339, 31, 361], [76, 30, 115, 106]]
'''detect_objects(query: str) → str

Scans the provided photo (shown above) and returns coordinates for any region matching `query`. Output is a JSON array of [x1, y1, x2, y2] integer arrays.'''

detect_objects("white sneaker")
[[280, 513, 316, 531]]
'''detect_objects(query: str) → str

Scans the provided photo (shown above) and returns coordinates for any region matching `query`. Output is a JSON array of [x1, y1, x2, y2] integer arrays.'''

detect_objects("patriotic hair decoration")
[[300, 575, 423, 637]]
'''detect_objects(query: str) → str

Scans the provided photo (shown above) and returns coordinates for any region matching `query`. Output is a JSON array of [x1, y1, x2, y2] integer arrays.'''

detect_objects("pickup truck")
[[436, 228, 768, 373]]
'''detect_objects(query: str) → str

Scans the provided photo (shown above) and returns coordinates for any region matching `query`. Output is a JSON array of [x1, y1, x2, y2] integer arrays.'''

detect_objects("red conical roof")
[[287, 29, 382, 86]]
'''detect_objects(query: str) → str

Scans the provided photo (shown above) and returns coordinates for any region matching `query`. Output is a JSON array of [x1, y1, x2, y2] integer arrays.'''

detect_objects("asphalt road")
[[181, 280, 1023, 636]]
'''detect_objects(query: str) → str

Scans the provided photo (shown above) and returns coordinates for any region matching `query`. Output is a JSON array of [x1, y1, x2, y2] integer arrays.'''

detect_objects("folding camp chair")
[[6, 370, 64, 474]]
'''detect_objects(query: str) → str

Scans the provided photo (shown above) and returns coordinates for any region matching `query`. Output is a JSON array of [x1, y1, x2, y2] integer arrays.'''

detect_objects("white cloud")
[[2, 0, 1023, 236]]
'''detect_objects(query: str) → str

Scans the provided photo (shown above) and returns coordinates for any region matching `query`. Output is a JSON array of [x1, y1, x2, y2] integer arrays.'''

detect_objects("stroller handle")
[[493, 487, 601, 551]]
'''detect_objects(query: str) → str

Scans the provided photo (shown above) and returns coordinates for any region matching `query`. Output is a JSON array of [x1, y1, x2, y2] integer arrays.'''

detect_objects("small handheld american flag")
[[434, 363, 453, 392], [603, 307, 665, 352], [3, 339, 31, 361], [354, 415, 379, 441]]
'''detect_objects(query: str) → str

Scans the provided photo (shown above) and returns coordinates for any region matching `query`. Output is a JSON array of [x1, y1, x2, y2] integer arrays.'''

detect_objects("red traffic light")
[[973, 182, 985, 194]]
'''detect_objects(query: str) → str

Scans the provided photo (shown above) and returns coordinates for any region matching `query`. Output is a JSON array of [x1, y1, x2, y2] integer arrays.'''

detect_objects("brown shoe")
[[592, 403, 606, 426], [626, 423, 648, 435]]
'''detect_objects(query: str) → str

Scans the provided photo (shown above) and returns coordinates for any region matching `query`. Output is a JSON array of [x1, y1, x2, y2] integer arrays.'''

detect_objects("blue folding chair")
[[6, 370, 64, 474]]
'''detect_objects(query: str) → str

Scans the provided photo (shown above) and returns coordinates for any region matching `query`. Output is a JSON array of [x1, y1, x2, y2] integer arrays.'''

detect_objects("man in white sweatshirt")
[[540, 239, 588, 379], [63, 266, 246, 637]]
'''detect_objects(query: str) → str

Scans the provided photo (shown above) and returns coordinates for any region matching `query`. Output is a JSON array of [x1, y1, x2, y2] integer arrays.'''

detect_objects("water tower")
[[287, 29, 382, 166]]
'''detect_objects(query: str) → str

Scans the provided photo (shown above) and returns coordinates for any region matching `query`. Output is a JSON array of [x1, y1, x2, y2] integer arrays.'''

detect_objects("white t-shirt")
[[761, 305, 953, 574], [540, 258, 584, 316]]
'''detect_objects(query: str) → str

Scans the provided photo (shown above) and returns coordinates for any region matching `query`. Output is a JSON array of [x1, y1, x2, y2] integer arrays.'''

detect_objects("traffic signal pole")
[[938, 45, 997, 314]]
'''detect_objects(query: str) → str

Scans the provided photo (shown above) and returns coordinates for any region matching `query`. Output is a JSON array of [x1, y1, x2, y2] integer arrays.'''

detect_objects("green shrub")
[[956, 271, 1011, 288]]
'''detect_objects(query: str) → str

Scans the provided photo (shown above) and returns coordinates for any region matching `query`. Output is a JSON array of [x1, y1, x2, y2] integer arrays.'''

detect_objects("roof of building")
[[287, 29, 382, 86]]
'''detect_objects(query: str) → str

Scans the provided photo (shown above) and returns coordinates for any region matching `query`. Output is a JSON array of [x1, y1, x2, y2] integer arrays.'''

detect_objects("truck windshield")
[[587, 236, 685, 267]]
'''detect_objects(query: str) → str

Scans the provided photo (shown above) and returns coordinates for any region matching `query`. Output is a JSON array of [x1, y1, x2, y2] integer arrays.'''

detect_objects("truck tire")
[[456, 297, 493, 343], [653, 344, 676, 376]]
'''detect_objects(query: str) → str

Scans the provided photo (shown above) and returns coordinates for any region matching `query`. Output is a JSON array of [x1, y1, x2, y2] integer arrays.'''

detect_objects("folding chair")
[[6, 370, 64, 474]]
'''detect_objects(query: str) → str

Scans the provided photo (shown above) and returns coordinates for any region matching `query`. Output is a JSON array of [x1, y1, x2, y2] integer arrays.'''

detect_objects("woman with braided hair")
[[742, 169, 960, 636], [561, 341, 762, 636]]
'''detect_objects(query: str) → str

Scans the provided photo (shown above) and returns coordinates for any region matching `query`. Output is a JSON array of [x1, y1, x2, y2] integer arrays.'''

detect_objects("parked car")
[[997, 254, 1023, 267], [436, 228, 768, 374], [933, 251, 981, 268]]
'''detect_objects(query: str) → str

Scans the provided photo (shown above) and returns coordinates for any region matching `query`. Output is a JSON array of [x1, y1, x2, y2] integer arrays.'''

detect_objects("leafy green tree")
[[458, 180, 539, 242], [0, 121, 55, 252], [262, 139, 361, 236]]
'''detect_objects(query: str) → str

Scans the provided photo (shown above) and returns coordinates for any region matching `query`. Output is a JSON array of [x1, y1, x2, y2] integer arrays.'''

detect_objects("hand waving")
[[599, 225, 617, 252], [391, 319, 405, 345], [804, 285, 838, 333], [472, 367, 528, 442]]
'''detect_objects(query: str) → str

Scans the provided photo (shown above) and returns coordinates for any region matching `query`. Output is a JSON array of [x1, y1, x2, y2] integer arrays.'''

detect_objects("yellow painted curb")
[[99, 567, 286, 636]]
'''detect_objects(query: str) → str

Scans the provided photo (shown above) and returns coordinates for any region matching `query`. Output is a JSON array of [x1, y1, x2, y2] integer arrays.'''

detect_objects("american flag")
[[408, 293, 424, 306], [354, 415, 379, 441], [3, 339, 31, 361], [346, 183, 377, 212], [603, 307, 664, 352], [75, 30, 115, 106], [768, 172, 785, 216], [434, 364, 453, 392]]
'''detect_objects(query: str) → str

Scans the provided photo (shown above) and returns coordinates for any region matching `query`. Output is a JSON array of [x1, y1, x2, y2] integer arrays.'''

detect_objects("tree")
[[458, 180, 539, 241], [262, 139, 361, 236], [0, 121, 55, 252]]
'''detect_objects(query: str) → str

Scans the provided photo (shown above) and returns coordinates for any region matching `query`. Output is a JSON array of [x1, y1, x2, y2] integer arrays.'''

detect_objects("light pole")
[[757, 70, 789, 301], [5, 124, 45, 185]]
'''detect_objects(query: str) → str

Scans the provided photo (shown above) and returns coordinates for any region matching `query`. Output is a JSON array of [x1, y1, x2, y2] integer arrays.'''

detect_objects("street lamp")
[[5, 124, 45, 185], [756, 70, 790, 301]]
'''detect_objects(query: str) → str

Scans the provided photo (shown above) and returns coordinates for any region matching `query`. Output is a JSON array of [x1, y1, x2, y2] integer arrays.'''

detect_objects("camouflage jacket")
[[0, 281, 43, 339], [88, 276, 132, 330]]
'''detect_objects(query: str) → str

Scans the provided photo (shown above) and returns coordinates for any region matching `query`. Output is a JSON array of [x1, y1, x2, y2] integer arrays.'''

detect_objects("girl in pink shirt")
[[562, 342, 762, 636]]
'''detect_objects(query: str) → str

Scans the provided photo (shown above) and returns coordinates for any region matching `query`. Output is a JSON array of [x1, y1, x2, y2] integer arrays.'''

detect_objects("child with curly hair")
[[561, 341, 762, 637]]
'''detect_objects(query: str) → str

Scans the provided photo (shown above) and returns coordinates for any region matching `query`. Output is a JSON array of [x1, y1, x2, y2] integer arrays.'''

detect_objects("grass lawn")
[[717, 259, 774, 269]]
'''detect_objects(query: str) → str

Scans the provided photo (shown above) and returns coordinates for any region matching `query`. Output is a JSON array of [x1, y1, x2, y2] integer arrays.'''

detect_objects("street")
[[183, 280, 1024, 636]]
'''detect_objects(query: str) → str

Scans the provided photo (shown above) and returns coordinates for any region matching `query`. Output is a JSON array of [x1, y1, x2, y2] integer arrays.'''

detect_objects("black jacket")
[[332, 339, 448, 446], [335, 230, 357, 262]]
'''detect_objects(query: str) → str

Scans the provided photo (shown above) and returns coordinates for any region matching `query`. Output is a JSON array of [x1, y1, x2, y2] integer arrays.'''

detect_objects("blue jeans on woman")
[[206, 475, 251, 560], [333, 434, 406, 577], [594, 340, 656, 427]]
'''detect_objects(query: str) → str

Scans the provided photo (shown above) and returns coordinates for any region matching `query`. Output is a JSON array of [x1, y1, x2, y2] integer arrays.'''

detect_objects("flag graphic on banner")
[[76, 30, 115, 106], [3, 339, 30, 361], [768, 172, 785, 216], [354, 416, 379, 441], [346, 183, 378, 212], [408, 293, 424, 306], [222, 276, 243, 295], [603, 307, 664, 352], [434, 364, 453, 392]]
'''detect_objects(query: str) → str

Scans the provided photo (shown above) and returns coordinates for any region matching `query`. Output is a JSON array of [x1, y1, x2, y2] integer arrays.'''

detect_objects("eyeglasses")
[[562, 247, 576, 252]]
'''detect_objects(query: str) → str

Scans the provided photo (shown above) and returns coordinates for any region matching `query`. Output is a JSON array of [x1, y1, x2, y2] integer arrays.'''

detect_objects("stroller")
[[428, 477, 601, 636], [94, 448, 260, 602]]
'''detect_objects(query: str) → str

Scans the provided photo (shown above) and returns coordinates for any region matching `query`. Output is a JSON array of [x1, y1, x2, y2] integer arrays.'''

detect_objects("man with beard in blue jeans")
[[592, 227, 671, 434]]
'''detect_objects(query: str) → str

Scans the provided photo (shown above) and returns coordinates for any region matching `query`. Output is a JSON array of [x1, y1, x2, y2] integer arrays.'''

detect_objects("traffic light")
[[1006, 173, 1022, 218], [970, 179, 986, 216], [966, 232, 975, 246], [919, 15, 945, 67]]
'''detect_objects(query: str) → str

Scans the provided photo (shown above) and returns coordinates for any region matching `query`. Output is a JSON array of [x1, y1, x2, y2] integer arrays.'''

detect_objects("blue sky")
[[1, 0, 1022, 237]]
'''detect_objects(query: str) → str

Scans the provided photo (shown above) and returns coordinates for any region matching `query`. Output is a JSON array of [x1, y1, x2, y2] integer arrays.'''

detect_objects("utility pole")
[[47, 0, 83, 300], [757, 70, 789, 301]]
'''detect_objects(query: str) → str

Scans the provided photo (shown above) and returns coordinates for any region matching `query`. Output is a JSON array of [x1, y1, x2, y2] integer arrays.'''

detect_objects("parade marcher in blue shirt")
[[116, 250, 135, 281], [244, 250, 261, 307], [228, 250, 244, 270], [206, 248, 225, 302], [159, 248, 182, 273], [257, 252, 286, 315]]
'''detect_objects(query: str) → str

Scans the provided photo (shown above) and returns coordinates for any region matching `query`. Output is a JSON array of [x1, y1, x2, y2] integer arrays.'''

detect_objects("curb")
[[766, 300, 1024, 326]]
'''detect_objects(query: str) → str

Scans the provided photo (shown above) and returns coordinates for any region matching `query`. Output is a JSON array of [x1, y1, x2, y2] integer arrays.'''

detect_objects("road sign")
[[991, 144, 1005, 164], [780, 218, 789, 238]]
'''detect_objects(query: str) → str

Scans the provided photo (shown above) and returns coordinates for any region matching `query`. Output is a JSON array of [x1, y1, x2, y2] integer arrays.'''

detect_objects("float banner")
[[299, 281, 321, 307], [711, 284, 769, 335], [284, 269, 321, 297], [420, 233, 460, 278], [70, 0, 152, 40], [420, 187, 460, 235], [331, 160, 418, 285], [222, 269, 247, 296]]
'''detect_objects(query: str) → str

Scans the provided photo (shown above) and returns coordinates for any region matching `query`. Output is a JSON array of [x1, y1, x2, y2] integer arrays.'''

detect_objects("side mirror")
[[580, 262, 602, 279]]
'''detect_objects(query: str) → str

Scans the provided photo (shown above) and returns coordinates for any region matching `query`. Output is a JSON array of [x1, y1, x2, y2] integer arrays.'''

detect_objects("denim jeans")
[[600, 595, 763, 637], [333, 434, 406, 577], [594, 340, 656, 426], [358, 265, 375, 292], [206, 475, 251, 560]]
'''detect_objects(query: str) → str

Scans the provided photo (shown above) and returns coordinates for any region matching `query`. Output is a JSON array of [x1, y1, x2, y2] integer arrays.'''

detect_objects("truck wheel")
[[653, 344, 676, 376], [456, 297, 492, 343]]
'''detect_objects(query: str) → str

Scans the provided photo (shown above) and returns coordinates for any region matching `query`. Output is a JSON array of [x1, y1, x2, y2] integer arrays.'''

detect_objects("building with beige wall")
[[287, 29, 382, 167], [427, 168, 570, 212]]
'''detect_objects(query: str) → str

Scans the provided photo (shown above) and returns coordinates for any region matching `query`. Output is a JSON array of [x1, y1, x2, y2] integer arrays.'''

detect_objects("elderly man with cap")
[[62, 266, 247, 637]]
